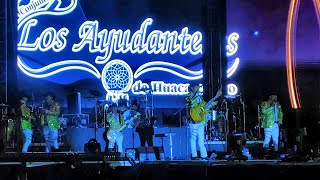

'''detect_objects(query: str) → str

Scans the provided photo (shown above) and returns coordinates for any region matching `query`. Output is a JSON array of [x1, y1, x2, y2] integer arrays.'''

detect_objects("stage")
[[0, 152, 319, 180]]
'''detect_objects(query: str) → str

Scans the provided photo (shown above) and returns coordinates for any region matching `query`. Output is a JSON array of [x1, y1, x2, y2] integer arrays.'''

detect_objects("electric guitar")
[[189, 90, 222, 123], [107, 113, 140, 142]]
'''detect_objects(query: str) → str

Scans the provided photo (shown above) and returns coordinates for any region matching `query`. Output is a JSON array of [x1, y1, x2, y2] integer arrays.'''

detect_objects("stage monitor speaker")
[[228, 133, 246, 155], [137, 146, 164, 161], [84, 138, 101, 153], [67, 92, 81, 114]]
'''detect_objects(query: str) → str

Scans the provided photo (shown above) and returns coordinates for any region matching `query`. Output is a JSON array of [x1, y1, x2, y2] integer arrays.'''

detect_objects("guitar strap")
[[189, 93, 197, 101], [118, 113, 124, 127], [189, 92, 203, 105]]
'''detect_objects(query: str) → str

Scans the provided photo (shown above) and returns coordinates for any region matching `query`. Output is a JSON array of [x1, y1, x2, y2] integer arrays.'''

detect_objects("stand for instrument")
[[94, 99, 98, 140], [155, 132, 175, 160], [87, 98, 100, 150], [232, 112, 237, 134], [151, 90, 154, 117], [240, 96, 250, 139], [155, 134, 165, 155], [172, 107, 185, 159], [224, 99, 229, 152], [168, 132, 175, 160], [132, 127, 135, 148], [256, 105, 263, 139], [186, 105, 189, 159]]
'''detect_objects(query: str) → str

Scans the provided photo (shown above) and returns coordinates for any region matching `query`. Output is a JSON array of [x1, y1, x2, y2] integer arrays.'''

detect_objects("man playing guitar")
[[106, 102, 140, 155], [185, 83, 221, 160]]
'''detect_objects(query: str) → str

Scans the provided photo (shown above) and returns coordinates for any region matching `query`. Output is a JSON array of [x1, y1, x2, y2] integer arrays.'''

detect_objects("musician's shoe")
[[271, 151, 281, 160], [200, 157, 209, 160], [191, 156, 200, 160]]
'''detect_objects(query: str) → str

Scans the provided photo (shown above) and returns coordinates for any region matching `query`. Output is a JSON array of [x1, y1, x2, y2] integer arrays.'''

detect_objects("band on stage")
[[0, 86, 284, 160]]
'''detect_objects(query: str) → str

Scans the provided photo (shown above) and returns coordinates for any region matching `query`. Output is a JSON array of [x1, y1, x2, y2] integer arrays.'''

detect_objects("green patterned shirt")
[[20, 103, 32, 130], [261, 101, 283, 128], [41, 102, 61, 129]]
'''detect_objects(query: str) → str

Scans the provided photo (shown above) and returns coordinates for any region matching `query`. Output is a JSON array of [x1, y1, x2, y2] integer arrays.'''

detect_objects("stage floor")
[[0, 152, 319, 180]]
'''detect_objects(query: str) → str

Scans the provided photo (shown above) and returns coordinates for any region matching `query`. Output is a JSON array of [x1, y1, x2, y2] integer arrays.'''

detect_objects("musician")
[[106, 102, 130, 154], [132, 99, 154, 147], [185, 83, 218, 160], [18, 94, 35, 153], [41, 93, 61, 152], [261, 94, 283, 152]]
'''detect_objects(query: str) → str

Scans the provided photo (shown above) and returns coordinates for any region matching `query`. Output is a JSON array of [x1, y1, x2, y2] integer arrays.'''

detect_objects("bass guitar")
[[107, 113, 140, 142], [189, 90, 222, 123]]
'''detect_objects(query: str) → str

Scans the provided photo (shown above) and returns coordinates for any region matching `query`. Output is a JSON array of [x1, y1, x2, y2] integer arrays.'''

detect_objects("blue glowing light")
[[18, 0, 78, 30], [101, 59, 134, 94], [226, 32, 240, 95], [226, 32, 239, 57], [17, 0, 204, 98], [17, 56, 101, 78], [227, 58, 240, 78], [131, 80, 190, 95], [226, 32, 240, 79], [134, 61, 203, 80], [254, 31, 259, 36], [227, 84, 238, 96], [71, 19, 203, 64], [18, 19, 69, 52]]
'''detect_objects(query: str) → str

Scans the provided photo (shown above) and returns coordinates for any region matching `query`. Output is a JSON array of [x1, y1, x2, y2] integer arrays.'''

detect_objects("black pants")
[[138, 133, 153, 147]]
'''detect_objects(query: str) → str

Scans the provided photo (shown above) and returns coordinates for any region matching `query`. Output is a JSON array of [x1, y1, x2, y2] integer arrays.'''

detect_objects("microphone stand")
[[257, 105, 262, 139], [144, 92, 149, 123], [240, 96, 247, 139], [151, 90, 154, 117], [224, 99, 229, 152], [94, 98, 98, 140], [130, 110, 135, 149]]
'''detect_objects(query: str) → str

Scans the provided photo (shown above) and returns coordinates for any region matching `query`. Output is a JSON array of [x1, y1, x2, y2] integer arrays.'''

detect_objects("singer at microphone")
[[261, 94, 283, 156]]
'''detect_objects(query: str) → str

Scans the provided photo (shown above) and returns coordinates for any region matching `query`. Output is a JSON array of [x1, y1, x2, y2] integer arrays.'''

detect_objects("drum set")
[[205, 110, 226, 141], [204, 94, 262, 141]]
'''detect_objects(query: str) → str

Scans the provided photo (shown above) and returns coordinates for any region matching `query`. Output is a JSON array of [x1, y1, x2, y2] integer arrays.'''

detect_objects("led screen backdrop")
[[17, 0, 206, 106]]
